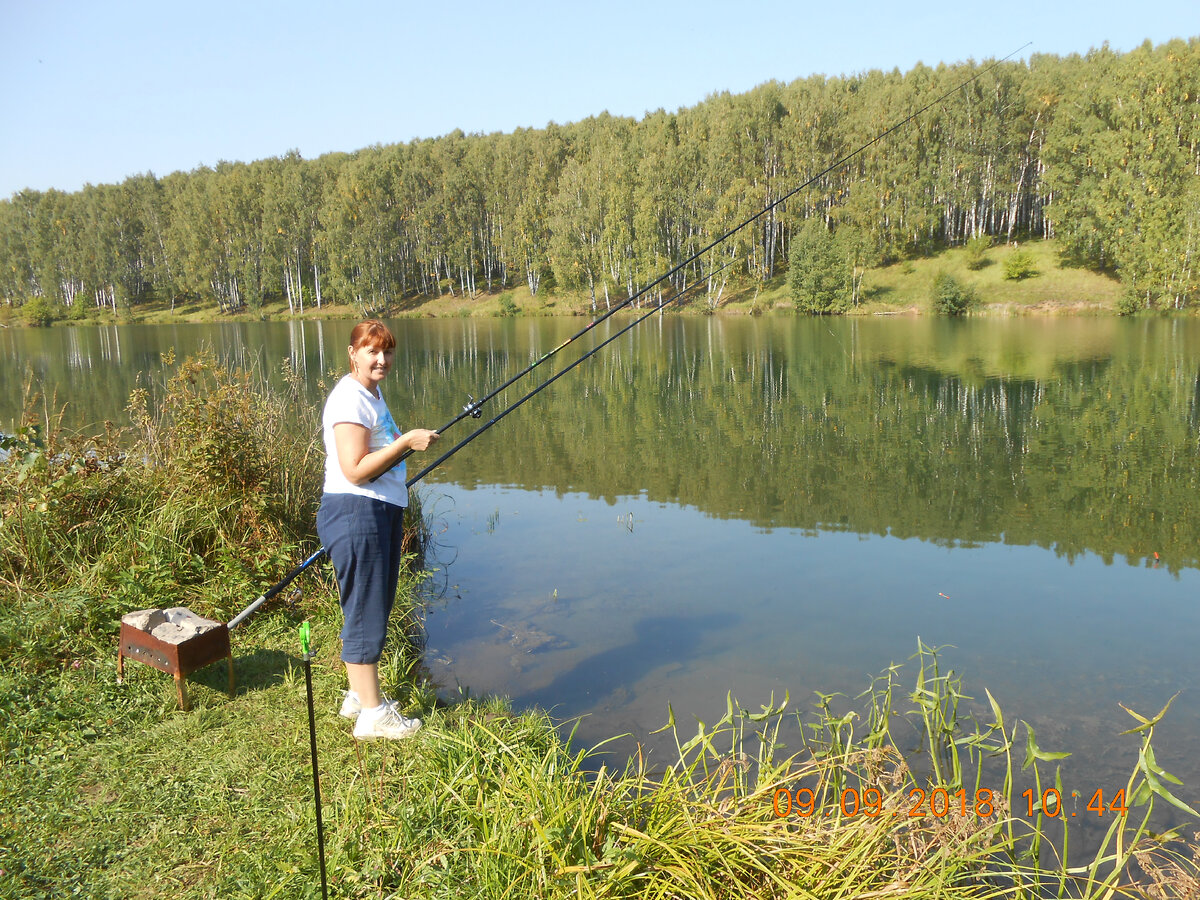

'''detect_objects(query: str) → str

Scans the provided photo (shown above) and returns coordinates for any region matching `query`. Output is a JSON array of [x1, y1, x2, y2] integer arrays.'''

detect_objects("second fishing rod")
[[376, 262, 708, 481]]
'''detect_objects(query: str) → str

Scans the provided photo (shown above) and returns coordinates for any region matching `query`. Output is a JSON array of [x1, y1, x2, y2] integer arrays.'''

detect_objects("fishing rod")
[[228, 547, 327, 629], [227, 272, 720, 629], [232, 45, 1030, 626]]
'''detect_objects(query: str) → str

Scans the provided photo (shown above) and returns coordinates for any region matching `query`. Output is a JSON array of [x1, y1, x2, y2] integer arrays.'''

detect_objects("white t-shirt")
[[321, 374, 408, 506]]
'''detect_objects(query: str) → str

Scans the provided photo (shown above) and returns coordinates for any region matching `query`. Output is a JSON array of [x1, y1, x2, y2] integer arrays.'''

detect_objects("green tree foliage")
[[931, 272, 975, 315], [1003, 248, 1039, 280], [1042, 40, 1200, 309], [789, 218, 851, 313], [1, 40, 1197, 315]]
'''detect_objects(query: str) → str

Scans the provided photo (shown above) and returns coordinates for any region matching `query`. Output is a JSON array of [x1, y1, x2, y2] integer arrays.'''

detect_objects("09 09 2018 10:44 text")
[[771, 787, 1129, 820]]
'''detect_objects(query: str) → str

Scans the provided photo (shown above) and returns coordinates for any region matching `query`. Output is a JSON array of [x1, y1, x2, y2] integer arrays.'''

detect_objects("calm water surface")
[[4, 315, 1199, 829]]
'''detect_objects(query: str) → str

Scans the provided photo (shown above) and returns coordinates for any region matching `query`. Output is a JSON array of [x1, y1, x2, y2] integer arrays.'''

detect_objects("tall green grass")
[[1, 355, 1196, 898], [1, 351, 325, 669]]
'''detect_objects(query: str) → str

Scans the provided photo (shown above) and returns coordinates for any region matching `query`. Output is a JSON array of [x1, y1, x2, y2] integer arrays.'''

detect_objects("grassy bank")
[[858, 239, 1123, 315], [3, 354, 1198, 898], [1, 238, 1132, 329]]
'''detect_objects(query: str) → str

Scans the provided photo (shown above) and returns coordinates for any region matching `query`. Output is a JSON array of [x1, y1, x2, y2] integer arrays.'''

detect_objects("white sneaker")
[[353, 703, 422, 741], [339, 690, 363, 718], [339, 690, 395, 719]]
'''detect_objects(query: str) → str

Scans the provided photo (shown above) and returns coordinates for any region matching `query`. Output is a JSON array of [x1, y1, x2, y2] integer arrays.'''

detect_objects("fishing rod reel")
[[463, 394, 483, 419]]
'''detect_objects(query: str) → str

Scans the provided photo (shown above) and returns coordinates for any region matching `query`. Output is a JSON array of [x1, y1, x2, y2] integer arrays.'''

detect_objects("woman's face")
[[349, 341, 394, 390]]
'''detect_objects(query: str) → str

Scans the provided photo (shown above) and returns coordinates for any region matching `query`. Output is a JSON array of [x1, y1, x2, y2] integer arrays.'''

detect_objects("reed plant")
[[0, 349, 443, 669]]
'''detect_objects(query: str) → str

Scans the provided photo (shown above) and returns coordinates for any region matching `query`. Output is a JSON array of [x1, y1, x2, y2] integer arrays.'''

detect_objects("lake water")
[[4, 315, 1199, 838]]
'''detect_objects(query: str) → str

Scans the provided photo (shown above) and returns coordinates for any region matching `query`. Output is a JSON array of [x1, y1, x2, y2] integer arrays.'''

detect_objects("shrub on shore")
[[965, 235, 992, 271], [1003, 249, 1039, 281], [932, 272, 977, 315]]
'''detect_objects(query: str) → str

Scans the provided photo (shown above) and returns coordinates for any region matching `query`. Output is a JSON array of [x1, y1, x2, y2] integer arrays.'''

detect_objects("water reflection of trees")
[[4, 319, 1199, 572], [434, 321, 1200, 573]]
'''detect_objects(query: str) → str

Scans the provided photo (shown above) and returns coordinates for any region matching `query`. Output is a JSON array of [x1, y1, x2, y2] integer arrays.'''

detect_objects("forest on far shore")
[[1, 38, 1197, 322]]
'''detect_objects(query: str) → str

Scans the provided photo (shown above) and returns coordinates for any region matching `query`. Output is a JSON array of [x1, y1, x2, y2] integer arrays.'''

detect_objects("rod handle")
[[228, 547, 327, 629]]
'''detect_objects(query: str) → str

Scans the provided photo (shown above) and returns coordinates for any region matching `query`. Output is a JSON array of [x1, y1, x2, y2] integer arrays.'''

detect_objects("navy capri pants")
[[316, 492, 407, 665]]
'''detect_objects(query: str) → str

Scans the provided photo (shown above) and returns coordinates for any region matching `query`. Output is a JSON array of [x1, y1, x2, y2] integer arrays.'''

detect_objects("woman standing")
[[316, 320, 439, 740]]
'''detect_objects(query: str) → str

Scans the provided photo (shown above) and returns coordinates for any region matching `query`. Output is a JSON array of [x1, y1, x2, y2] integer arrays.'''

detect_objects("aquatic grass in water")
[[314, 644, 1195, 899]]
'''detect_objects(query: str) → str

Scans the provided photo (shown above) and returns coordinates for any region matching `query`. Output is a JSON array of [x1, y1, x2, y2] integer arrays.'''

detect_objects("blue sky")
[[1, 0, 1196, 199]]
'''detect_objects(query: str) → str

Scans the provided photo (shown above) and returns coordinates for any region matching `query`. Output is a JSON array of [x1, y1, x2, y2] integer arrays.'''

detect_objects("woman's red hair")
[[348, 319, 396, 352]]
